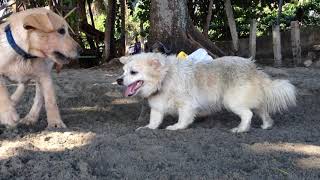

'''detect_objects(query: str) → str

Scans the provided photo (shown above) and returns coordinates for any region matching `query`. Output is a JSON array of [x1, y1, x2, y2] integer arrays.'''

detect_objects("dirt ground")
[[0, 62, 319, 180]]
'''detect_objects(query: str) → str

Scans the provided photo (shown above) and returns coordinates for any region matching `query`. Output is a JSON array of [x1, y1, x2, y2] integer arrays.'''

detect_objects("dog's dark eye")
[[58, 28, 66, 35], [130, 70, 138, 75]]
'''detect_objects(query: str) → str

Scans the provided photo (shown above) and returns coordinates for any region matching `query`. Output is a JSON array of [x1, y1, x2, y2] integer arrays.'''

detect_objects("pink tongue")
[[124, 82, 138, 97]]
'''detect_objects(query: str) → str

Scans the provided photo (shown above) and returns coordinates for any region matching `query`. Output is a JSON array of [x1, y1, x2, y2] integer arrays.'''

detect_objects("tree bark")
[[140, 21, 145, 51], [80, 22, 104, 41], [203, 0, 213, 38], [87, 0, 95, 28], [273, 0, 283, 67], [273, 25, 282, 67], [119, 0, 126, 56], [249, 19, 257, 59], [291, 21, 301, 66], [276, 0, 283, 26], [224, 0, 239, 54], [149, 0, 225, 57], [104, 0, 116, 61], [78, 0, 96, 50]]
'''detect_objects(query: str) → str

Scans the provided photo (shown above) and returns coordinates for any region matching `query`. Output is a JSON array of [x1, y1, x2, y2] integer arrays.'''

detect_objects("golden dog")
[[0, 8, 81, 128]]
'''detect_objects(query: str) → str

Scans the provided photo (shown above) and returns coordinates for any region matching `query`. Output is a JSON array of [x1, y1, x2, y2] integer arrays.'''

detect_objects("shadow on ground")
[[0, 66, 319, 179]]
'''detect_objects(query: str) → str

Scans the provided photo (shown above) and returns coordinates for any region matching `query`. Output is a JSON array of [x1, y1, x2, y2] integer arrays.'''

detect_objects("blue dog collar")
[[5, 24, 38, 59]]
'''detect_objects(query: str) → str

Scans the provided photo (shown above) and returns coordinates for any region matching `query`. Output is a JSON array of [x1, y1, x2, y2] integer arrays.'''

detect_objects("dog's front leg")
[[20, 82, 44, 125], [166, 107, 195, 130], [136, 108, 164, 130], [39, 75, 66, 128], [11, 83, 26, 106], [0, 77, 19, 127], [137, 99, 150, 122]]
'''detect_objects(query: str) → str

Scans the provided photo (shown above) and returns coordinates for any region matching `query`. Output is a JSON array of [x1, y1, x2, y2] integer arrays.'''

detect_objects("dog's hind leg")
[[0, 77, 19, 128], [256, 108, 274, 130], [11, 83, 26, 107], [229, 106, 253, 133], [20, 82, 44, 125], [224, 83, 260, 133], [166, 107, 195, 130]]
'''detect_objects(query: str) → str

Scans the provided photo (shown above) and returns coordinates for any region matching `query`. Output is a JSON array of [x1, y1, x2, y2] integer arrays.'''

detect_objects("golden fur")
[[0, 8, 80, 128]]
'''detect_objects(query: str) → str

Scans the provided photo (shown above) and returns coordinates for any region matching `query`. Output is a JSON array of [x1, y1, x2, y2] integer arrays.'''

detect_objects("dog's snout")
[[116, 78, 124, 85]]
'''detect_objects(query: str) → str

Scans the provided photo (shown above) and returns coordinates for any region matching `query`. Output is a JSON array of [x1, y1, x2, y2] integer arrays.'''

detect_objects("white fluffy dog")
[[117, 53, 296, 133]]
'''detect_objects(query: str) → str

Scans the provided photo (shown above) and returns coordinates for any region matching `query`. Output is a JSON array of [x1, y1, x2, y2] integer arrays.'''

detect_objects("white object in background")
[[0, 8, 5, 17], [128, 45, 135, 55], [187, 48, 213, 63]]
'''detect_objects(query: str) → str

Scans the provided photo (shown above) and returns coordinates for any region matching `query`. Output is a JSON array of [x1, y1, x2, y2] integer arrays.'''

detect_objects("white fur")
[[120, 53, 296, 133]]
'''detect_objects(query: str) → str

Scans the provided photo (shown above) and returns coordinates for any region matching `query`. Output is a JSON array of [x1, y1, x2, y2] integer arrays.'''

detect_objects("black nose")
[[117, 78, 123, 85]]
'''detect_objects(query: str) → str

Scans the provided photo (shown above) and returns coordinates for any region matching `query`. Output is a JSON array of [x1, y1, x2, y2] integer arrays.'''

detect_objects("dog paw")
[[47, 120, 67, 129], [20, 115, 38, 125], [136, 126, 148, 131], [261, 123, 273, 130], [0, 108, 19, 128], [165, 124, 185, 131], [230, 127, 249, 133], [136, 125, 157, 131]]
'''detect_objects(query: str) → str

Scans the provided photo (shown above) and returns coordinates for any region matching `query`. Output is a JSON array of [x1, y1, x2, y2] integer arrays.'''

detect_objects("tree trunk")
[[291, 21, 301, 66], [273, 25, 282, 67], [78, 0, 96, 50], [140, 21, 145, 52], [273, 0, 283, 67], [276, 0, 283, 26], [203, 0, 213, 38], [104, 0, 116, 61], [119, 0, 126, 56], [224, 0, 239, 54], [249, 19, 257, 59], [87, 0, 95, 28], [149, 0, 225, 57], [87, 0, 100, 51]]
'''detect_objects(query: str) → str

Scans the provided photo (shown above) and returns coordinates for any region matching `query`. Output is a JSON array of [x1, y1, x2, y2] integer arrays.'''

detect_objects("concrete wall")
[[216, 26, 320, 66]]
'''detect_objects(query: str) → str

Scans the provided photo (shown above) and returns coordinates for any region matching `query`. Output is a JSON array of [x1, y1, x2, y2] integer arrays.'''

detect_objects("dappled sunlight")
[[0, 131, 95, 160], [247, 142, 320, 169], [296, 157, 320, 169], [111, 98, 139, 105], [248, 142, 320, 156]]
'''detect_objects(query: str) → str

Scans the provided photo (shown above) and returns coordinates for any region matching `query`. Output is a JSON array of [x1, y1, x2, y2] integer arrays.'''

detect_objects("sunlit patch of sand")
[[0, 131, 95, 160], [248, 143, 320, 156], [296, 157, 320, 169], [246, 142, 320, 169]]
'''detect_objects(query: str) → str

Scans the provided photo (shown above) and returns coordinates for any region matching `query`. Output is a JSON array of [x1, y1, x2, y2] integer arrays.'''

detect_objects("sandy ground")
[[0, 63, 319, 179]]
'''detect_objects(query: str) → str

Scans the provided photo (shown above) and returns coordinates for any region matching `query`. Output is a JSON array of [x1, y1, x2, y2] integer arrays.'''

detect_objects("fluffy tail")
[[262, 79, 296, 114]]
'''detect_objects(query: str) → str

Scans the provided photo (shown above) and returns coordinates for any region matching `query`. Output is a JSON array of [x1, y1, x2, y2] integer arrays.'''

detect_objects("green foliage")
[[189, 0, 320, 41], [48, 0, 320, 46], [94, 14, 106, 32], [126, 0, 150, 43]]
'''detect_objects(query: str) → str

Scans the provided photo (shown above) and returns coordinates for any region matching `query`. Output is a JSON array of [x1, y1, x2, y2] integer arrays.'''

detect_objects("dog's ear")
[[23, 13, 54, 32], [119, 56, 131, 64], [148, 59, 162, 69]]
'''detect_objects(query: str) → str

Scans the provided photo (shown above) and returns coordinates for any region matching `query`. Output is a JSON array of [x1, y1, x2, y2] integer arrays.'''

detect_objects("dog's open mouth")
[[125, 80, 144, 97], [52, 51, 74, 65]]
